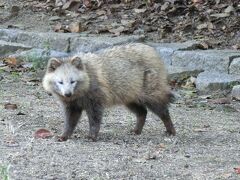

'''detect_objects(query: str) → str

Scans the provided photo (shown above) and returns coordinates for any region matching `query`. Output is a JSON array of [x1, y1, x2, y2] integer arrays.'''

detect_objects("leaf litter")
[[15, 0, 240, 49]]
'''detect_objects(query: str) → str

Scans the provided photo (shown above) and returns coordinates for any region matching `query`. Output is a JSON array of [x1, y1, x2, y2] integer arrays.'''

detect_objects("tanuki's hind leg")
[[86, 101, 104, 141], [146, 101, 176, 136], [126, 103, 147, 135]]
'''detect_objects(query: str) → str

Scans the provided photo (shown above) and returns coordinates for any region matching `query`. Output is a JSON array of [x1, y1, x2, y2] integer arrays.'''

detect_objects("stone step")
[[0, 28, 143, 53], [167, 66, 203, 82], [0, 40, 32, 56], [229, 57, 240, 75], [196, 71, 240, 92], [172, 50, 240, 73], [147, 41, 200, 65], [231, 85, 240, 100]]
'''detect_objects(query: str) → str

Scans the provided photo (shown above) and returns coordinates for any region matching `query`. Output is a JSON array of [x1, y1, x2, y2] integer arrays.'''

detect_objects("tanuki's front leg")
[[58, 102, 82, 141]]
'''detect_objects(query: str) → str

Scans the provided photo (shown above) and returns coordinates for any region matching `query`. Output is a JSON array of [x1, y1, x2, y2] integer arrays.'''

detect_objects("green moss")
[[21, 50, 49, 70], [0, 165, 9, 180], [10, 71, 20, 78]]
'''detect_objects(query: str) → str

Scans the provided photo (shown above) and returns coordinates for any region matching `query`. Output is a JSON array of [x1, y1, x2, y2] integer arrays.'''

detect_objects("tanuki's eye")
[[70, 80, 76, 84], [58, 81, 63, 85]]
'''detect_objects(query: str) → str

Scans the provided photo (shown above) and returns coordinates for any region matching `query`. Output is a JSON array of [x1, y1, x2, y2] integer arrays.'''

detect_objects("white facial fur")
[[54, 64, 78, 96], [42, 58, 90, 99]]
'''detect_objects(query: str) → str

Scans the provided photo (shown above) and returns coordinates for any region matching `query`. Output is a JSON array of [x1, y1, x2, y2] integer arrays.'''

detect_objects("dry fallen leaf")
[[193, 128, 208, 132], [96, 10, 106, 16], [224, 5, 234, 14], [158, 143, 165, 149], [83, 0, 92, 8], [210, 13, 230, 18], [220, 173, 232, 179], [4, 57, 18, 67], [32, 1, 52, 9], [0, 60, 6, 67], [198, 42, 209, 49], [49, 16, 61, 21], [120, 19, 135, 27], [62, 0, 80, 10], [134, 8, 146, 13], [109, 26, 125, 36], [53, 23, 62, 32], [55, 0, 67, 7], [182, 77, 196, 89], [34, 128, 53, 139], [5, 138, 19, 147], [10, 6, 20, 17], [232, 44, 240, 50], [69, 22, 82, 33], [192, 0, 204, 4], [161, 2, 170, 11], [234, 167, 240, 174], [62, 0, 73, 9], [4, 103, 17, 110]]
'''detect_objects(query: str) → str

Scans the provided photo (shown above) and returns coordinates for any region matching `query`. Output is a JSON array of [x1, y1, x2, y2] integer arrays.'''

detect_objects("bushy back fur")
[[43, 43, 172, 106]]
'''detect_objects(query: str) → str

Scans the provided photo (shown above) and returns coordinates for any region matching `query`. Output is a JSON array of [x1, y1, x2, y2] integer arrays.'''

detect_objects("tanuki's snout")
[[64, 92, 72, 97]]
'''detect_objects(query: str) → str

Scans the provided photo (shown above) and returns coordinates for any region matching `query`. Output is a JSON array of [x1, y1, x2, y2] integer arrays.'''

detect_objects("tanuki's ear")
[[48, 58, 62, 72], [71, 56, 83, 70]]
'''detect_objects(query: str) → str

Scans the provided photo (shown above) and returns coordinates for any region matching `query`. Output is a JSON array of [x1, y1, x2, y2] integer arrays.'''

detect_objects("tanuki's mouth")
[[58, 93, 78, 102]]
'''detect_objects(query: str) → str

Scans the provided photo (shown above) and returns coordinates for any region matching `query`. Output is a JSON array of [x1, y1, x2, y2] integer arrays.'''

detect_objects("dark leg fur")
[[58, 102, 82, 141], [85, 100, 104, 141], [126, 103, 147, 135], [146, 101, 176, 136]]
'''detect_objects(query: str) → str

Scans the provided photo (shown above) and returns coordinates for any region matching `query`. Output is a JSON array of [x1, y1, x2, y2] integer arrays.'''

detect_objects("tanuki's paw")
[[56, 135, 68, 142], [130, 128, 142, 135], [86, 134, 97, 142], [165, 127, 176, 136]]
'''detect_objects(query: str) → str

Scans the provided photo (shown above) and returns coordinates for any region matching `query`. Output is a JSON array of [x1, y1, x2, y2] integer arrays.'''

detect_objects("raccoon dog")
[[42, 43, 176, 141]]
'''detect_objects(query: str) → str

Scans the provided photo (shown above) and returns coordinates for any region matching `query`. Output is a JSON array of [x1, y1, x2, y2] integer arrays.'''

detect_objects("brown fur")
[[42, 43, 175, 141], [79, 43, 171, 105]]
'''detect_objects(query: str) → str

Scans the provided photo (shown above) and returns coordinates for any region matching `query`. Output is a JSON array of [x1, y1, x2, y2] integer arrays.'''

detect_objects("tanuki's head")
[[42, 56, 90, 100]]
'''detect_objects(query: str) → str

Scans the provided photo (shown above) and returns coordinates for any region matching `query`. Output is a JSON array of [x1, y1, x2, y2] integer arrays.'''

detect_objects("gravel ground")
[[0, 72, 240, 180]]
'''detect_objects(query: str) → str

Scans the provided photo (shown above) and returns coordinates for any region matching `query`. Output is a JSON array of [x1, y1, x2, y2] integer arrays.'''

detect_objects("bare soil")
[[1, 0, 240, 179], [0, 69, 240, 179]]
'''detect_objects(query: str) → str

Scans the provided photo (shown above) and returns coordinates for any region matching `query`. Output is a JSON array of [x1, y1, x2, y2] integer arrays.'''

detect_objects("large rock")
[[196, 71, 240, 92], [231, 85, 240, 100], [0, 29, 143, 53], [0, 29, 71, 52], [167, 66, 203, 82], [0, 40, 31, 56], [148, 41, 200, 65], [172, 50, 240, 73], [70, 35, 144, 53], [229, 57, 240, 75], [10, 48, 69, 60]]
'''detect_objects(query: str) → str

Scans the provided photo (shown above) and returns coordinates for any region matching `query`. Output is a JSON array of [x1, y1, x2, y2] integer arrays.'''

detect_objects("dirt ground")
[[0, 69, 240, 179], [0, 0, 240, 179]]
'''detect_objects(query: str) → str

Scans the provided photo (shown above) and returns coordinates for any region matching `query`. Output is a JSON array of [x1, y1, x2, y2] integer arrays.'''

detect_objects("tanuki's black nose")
[[64, 93, 72, 97]]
